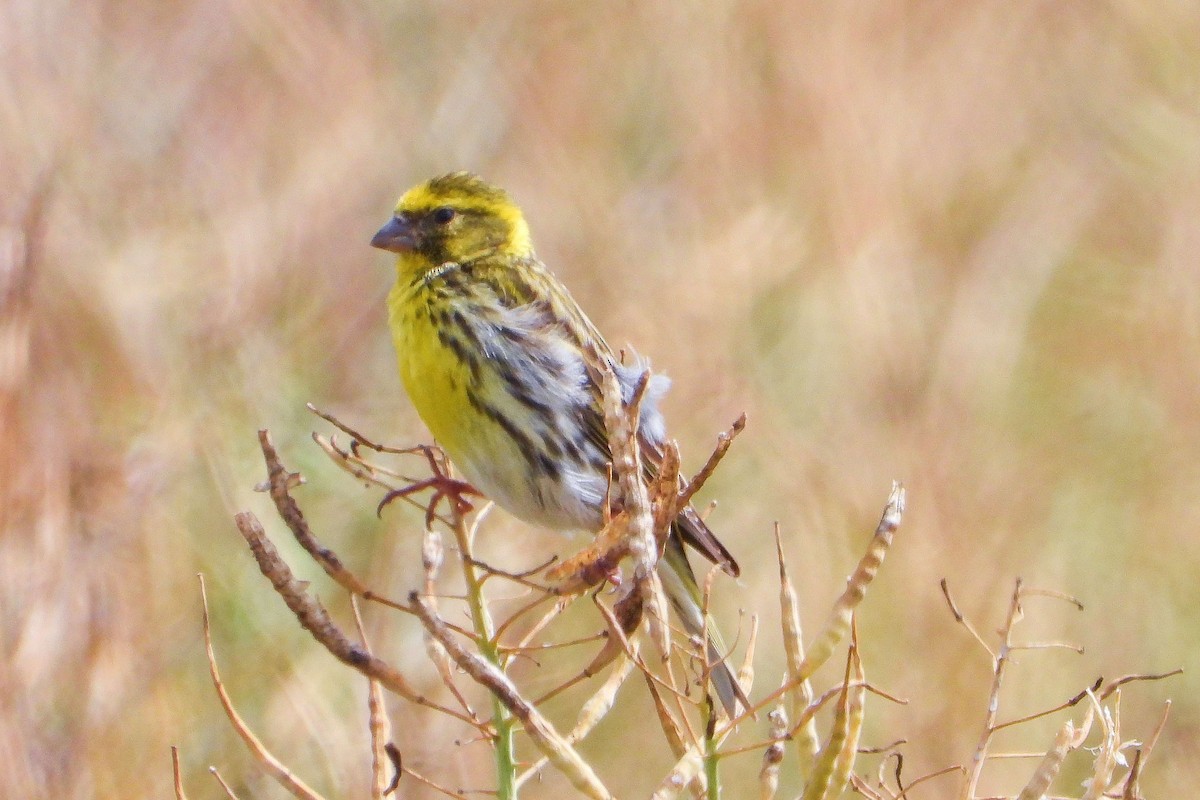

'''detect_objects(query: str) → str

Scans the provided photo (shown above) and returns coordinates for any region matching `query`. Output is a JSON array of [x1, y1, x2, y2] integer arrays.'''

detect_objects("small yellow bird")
[[372, 172, 743, 714]]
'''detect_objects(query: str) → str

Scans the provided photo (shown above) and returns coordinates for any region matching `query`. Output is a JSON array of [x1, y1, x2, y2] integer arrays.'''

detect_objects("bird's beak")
[[371, 215, 418, 253]]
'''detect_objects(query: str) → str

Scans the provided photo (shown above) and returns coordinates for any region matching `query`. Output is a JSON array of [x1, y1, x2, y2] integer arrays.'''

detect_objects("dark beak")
[[371, 215, 418, 253]]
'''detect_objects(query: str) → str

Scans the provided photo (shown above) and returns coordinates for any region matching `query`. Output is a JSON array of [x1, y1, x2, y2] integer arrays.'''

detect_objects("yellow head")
[[371, 172, 533, 270]]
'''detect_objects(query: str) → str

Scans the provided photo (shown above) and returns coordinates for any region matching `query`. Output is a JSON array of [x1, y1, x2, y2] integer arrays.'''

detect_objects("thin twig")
[[1019, 586, 1084, 609], [960, 577, 1023, 800], [940, 579, 994, 659], [849, 773, 890, 800], [233, 512, 483, 729], [352, 597, 393, 800], [1010, 640, 1084, 654], [208, 767, 242, 800], [892, 764, 966, 799], [1098, 668, 1183, 701], [171, 746, 189, 800], [992, 678, 1099, 732], [678, 414, 746, 508], [1139, 699, 1172, 769], [313, 431, 453, 526], [198, 574, 326, 800], [1120, 749, 1142, 800], [396, 761, 471, 800], [308, 403, 431, 455]]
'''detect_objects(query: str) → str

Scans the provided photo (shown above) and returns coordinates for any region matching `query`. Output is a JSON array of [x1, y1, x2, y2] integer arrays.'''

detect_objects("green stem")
[[704, 697, 721, 800], [452, 512, 516, 799]]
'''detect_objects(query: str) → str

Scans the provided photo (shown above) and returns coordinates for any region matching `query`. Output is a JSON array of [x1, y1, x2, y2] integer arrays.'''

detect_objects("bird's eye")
[[432, 206, 456, 225]]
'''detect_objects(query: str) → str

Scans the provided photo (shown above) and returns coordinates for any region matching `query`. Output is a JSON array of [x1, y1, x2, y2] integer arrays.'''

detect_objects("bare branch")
[[992, 678, 1099, 733], [171, 746, 189, 800], [233, 511, 483, 729], [256, 429, 372, 595], [351, 597, 393, 800], [411, 592, 614, 800], [678, 413, 746, 508], [940, 578, 994, 659], [1099, 668, 1183, 701], [198, 574, 327, 800], [208, 767, 242, 800], [960, 577, 1024, 800]]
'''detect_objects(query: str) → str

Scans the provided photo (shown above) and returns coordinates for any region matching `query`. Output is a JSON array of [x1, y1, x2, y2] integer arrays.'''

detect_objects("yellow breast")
[[385, 267, 611, 532], [387, 281, 477, 459]]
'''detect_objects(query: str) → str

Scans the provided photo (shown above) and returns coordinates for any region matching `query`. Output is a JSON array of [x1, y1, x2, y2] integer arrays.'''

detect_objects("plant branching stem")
[[451, 510, 516, 798]]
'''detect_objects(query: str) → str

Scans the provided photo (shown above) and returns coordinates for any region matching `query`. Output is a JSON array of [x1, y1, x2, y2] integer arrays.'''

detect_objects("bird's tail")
[[657, 532, 748, 718]]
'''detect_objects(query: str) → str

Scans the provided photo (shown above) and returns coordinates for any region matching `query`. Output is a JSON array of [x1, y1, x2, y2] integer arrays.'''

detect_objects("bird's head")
[[371, 172, 533, 270]]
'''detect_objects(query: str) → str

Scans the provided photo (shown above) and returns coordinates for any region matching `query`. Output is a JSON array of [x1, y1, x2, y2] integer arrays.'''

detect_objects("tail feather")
[[658, 532, 748, 717]]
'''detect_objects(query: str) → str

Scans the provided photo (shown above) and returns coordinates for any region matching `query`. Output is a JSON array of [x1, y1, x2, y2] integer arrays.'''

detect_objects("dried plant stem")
[[1121, 750, 1143, 800], [516, 651, 638, 789], [313, 431, 453, 526], [940, 579, 994, 659], [351, 598, 392, 800], [208, 767, 241, 800], [1140, 699, 1172, 769], [171, 746, 188, 800], [233, 511, 481, 729], [653, 483, 906, 800], [722, 683, 874, 760], [198, 575, 326, 800], [256, 430, 373, 595], [226, 400, 1178, 800], [422, 525, 477, 720], [849, 773, 889, 800], [411, 593, 614, 799], [1099, 669, 1184, 701], [598, 361, 669, 657], [396, 763, 470, 800], [960, 578, 1023, 800], [677, 414, 746, 508], [892, 764, 965, 799], [991, 679, 1097, 733]]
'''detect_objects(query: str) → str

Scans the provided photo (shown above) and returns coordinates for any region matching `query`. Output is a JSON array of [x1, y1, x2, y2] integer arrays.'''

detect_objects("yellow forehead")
[[394, 172, 532, 254], [396, 172, 513, 213]]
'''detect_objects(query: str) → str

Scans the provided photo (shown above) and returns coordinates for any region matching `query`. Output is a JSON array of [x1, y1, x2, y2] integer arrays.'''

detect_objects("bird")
[[371, 172, 744, 715]]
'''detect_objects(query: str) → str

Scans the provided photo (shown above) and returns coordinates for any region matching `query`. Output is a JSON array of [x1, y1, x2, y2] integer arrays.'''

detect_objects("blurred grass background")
[[2, 0, 1198, 797]]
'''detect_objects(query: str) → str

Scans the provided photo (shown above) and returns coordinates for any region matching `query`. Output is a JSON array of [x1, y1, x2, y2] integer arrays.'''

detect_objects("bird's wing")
[[577, 338, 740, 578]]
